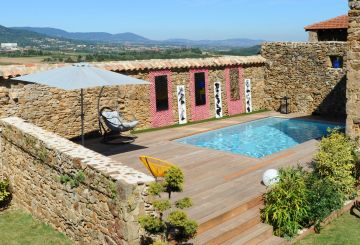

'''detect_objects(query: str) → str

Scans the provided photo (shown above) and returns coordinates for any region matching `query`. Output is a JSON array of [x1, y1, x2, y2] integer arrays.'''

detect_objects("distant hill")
[[0, 25, 84, 48], [0, 25, 45, 45], [12, 27, 150, 43], [12, 26, 265, 47]]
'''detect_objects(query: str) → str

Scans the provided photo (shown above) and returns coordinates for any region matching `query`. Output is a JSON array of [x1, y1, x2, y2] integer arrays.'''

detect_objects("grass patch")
[[132, 109, 269, 134], [296, 212, 360, 245], [0, 207, 72, 245]]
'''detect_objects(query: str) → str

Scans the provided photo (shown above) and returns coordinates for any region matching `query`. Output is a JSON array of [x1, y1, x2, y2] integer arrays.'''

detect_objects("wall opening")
[[229, 68, 240, 101], [329, 56, 344, 69], [155, 75, 169, 111], [194, 72, 206, 106]]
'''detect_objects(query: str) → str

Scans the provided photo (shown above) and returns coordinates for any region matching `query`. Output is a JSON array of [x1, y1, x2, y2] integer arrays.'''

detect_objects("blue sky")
[[4, 0, 348, 41]]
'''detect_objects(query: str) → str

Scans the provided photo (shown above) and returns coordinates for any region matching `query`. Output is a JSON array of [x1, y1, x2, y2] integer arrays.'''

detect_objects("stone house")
[[305, 15, 348, 42], [0, 56, 266, 138]]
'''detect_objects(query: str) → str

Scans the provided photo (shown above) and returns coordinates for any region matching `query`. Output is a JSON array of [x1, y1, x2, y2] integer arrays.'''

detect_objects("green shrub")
[[139, 166, 197, 243], [167, 211, 198, 242], [148, 182, 165, 197], [305, 173, 344, 232], [175, 197, 193, 209], [138, 216, 165, 234], [153, 200, 171, 213], [0, 179, 11, 207], [164, 166, 184, 198], [152, 241, 167, 245], [261, 166, 309, 238], [314, 130, 356, 197], [60, 171, 85, 188]]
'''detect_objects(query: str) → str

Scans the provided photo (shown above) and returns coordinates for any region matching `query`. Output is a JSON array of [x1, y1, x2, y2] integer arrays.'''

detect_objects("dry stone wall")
[[347, 0, 360, 136], [0, 117, 154, 244], [261, 42, 347, 117]]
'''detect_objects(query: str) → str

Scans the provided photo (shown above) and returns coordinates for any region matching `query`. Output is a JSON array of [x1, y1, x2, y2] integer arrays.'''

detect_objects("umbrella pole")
[[81, 88, 85, 146]]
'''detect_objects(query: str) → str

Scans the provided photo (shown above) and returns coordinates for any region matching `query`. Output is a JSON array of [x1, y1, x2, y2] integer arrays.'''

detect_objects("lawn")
[[0, 207, 72, 245], [296, 212, 360, 245]]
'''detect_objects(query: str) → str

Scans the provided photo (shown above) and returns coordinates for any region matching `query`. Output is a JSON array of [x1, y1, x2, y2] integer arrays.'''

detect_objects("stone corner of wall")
[[0, 116, 155, 187]]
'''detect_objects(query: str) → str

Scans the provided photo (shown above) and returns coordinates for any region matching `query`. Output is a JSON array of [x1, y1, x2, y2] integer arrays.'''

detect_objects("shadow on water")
[[269, 117, 345, 144]]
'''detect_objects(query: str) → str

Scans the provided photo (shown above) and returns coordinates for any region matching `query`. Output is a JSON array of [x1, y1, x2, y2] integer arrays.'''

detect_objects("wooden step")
[[195, 205, 262, 245], [257, 236, 288, 245], [197, 195, 263, 235], [223, 223, 273, 245]]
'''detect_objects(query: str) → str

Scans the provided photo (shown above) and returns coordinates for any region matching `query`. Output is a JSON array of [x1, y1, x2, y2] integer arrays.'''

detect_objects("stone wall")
[[347, 0, 360, 136], [0, 59, 266, 139], [261, 42, 347, 118], [0, 80, 150, 139], [0, 117, 154, 244]]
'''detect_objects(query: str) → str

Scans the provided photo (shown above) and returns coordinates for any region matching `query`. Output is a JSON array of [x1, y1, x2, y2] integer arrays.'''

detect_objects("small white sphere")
[[262, 169, 279, 187]]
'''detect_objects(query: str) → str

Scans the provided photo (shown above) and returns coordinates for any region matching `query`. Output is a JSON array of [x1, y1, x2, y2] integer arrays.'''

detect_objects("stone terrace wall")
[[0, 117, 154, 244], [261, 42, 347, 117], [347, 0, 360, 136]]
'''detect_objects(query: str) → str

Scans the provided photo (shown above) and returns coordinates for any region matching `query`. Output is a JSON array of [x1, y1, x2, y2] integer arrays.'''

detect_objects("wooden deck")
[[83, 111, 343, 244]]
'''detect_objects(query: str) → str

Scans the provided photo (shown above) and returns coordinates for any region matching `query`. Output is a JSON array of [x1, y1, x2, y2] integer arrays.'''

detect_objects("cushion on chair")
[[122, 120, 139, 128], [102, 111, 122, 127]]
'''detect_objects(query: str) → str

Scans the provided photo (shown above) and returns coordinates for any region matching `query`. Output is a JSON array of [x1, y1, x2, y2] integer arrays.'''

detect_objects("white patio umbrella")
[[12, 63, 150, 145]]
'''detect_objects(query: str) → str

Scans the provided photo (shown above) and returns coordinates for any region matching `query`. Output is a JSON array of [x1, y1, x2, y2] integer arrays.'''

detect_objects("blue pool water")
[[175, 117, 343, 158]]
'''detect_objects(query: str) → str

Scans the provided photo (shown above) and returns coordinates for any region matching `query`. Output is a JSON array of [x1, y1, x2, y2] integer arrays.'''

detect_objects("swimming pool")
[[175, 117, 343, 158]]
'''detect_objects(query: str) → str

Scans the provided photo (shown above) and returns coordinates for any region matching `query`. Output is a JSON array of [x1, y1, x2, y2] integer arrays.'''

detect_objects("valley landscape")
[[0, 25, 263, 65]]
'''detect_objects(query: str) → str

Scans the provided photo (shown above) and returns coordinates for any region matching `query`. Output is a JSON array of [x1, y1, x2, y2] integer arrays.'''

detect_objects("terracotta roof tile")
[[0, 56, 266, 79], [305, 15, 348, 30]]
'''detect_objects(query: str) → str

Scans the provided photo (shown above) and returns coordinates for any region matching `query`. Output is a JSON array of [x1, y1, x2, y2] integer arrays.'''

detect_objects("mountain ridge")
[[11, 26, 265, 47]]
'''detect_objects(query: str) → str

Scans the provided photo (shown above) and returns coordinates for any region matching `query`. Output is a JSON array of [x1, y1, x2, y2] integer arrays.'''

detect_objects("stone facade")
[[0, 56, 266, 139], [0, 117, 154, 244], [261, 42, 347, 118], [347, 0, 360, 136]]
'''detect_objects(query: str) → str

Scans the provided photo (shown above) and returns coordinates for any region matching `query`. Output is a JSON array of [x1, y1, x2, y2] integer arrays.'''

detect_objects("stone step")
[[257, 236, 288, 245], [197, 195, 264, 235], [222, 223, 273, 245], [195, 205, 263, 245]]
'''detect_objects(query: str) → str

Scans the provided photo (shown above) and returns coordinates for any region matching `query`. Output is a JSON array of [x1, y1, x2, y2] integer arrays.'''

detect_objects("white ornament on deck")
[[262, 169, 279, 187]]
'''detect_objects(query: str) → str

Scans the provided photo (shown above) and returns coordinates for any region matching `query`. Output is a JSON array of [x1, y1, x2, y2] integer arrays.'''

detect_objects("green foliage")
[[153, 200, 171, 213], [59, 171, 85, 188], [167, 211, 198, 242], [0, 179, 11, 203], [213, 45, 261, 56], [175, 197, 193, 209], [108, 181, 117, 199], [305, 173, 344, 233], [139, 216, 166, 234], [164, 166, 184, 196], [262, 131, 359, 239], [148, 182, 165, 197], [152, 241, 167, 245], [314, 129, 356, 196], [261, 166, 310, 238], [139, 166, 197, 243]]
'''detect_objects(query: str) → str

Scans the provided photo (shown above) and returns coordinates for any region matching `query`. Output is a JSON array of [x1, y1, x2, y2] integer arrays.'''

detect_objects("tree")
[[139, 166, 198, 244]]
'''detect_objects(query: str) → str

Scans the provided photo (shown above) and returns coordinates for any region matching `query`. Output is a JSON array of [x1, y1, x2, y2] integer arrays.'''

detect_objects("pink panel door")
[[149, 70, 173, 127], [225, 66, 245, 115], [190, 69, 210, 121]]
